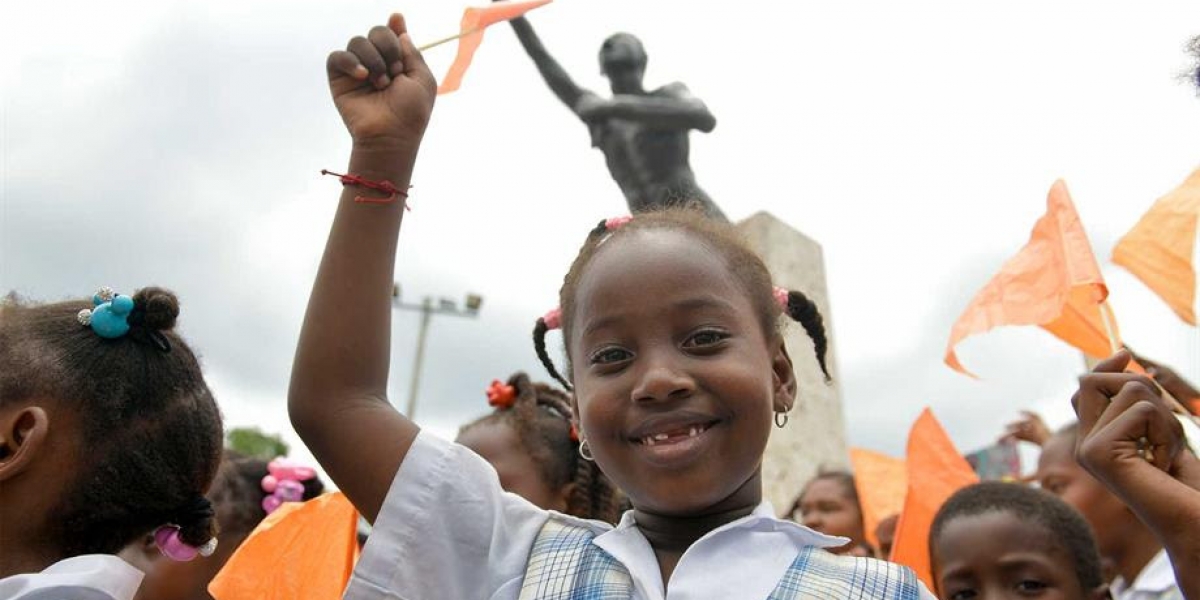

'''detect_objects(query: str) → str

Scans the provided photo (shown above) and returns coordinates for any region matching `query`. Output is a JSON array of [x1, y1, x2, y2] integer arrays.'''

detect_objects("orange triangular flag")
[[945, 180, 1118, 377], [1112, 166, 1200, 325], [437, 0, 553, 94], [849, 448, 907, 550], [209, 492, 360, 600], [889, 409, 979, 589]]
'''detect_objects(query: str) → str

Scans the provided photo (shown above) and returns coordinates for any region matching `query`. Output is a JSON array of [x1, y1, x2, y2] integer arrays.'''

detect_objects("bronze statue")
[[506, 16, 726, 220]]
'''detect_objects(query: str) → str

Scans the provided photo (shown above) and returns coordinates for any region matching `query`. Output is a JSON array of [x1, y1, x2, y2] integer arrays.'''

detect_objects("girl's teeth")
[[641, 426, 707, 445]]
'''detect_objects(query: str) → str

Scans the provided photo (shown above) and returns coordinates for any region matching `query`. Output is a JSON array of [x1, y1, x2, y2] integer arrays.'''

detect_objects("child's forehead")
[[937, 510, 1065, 559], [583, 229, 739, 287], [574, 234, 749, 310]]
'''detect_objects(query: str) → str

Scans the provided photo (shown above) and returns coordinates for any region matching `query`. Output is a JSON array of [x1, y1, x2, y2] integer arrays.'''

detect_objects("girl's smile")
[[627, 411, 723, 467]]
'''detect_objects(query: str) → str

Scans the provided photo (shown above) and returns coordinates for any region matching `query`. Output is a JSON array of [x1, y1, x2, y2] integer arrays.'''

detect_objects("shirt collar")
[[602, 500, 849, 549], [1112, 549, 1177, 596]]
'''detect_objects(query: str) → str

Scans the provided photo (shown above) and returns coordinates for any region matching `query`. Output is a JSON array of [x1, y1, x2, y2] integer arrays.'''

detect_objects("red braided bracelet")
[[321, 169, 411, 208]]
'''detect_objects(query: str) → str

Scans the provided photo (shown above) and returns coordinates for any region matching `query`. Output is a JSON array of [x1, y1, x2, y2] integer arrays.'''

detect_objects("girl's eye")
[[589, 347, 631, 365], [1016, 580, 1048, 594], [683, 329, 728, 348], [948, 589, 976, 600]]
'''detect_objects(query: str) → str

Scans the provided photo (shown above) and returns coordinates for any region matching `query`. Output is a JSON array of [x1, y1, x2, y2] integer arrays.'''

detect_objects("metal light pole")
[[393, 283, 483, 420]]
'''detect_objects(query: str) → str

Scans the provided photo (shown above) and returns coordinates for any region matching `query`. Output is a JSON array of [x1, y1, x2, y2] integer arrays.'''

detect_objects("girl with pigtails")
[[0, 288, 224, 598], [458, 373, 622, 523], [291, 14, 934, 599]]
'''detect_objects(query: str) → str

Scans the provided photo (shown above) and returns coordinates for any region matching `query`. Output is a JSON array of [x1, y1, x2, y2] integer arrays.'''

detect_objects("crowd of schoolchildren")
[[2, 13, 1198, 600]]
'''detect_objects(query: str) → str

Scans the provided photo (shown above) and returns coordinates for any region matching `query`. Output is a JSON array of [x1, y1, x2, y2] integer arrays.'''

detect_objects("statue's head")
[[599, 33, 647, 94]]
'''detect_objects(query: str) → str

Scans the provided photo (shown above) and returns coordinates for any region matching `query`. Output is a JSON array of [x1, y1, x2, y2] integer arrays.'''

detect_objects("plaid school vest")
[[519, 519, 921, 600]]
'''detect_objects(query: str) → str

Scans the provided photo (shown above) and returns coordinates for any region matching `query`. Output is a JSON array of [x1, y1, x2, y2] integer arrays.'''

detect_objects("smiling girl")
[[290, 14, 932, 599]]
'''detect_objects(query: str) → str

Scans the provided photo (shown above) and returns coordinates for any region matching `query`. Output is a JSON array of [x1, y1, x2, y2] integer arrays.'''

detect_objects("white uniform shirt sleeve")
[[0, 554, 144, 600], [918, 581, 937, 600], [344, 430, 550, 600]]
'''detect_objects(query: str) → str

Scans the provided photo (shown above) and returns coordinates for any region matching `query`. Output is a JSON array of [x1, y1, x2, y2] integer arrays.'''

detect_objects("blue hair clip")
[[76, 286, 135, 339]]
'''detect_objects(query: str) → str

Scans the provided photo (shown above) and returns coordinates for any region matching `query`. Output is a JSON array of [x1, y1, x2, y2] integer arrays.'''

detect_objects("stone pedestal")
[[736, 212, 850, 516]]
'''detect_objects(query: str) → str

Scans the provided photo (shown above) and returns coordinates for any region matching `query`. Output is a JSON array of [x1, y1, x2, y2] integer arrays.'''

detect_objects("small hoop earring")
[[578, 439, 595, 461], [774, 411, 789, 428]]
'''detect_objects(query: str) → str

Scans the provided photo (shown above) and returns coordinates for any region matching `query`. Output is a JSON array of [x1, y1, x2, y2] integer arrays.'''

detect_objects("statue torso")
[[587, 90, 704, 213]]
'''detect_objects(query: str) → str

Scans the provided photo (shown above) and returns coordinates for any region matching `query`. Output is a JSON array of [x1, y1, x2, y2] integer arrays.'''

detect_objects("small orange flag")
[[209, 492, 360, 600], [1112, 166, 1200, 325], [945, 180, 1118, 377], [889, 409, 979, 589], [437, 0, 554, 94], [849, 448, 907, 550]]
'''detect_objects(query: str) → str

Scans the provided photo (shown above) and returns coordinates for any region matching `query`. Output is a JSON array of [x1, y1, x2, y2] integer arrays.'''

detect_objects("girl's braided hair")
[[462, 372, 622, 523]]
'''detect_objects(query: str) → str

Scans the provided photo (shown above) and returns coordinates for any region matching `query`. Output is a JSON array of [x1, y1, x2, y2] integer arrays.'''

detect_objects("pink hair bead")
[[773, 287, 789, 309], [604, 215, 633, 230], [543, 308, 562, 330], [275, 479, 305, 502], [154, 526, 199, 562], [261, 474, 278, 493], [267, 458, 316, 482], [262, 495, 284, 514]]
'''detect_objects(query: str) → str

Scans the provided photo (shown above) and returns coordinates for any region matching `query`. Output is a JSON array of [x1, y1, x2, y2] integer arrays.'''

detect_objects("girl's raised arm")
[[289, 14, 436, 522]]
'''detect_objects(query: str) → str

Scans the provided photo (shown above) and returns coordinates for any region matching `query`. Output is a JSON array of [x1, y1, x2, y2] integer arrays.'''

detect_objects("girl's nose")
[[631, 357, 694, 403]]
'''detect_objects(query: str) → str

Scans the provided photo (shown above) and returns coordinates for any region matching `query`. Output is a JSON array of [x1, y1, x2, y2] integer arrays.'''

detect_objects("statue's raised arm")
[[508, 16, 593, 114]]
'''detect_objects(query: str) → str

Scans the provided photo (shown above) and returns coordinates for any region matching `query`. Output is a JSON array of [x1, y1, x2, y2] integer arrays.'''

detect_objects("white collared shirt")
[[1110, 550, 1183, 600], [346, 430, 934, 600], [0, 554, 144, 600]]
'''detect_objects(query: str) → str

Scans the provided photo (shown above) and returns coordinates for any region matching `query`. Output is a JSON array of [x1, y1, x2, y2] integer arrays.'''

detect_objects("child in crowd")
[[457, 372, 622, 522], [120, 452, 325, 600], [875, 514, 899, 561], [1072, 350, 1199, 599], [1038, 415, 1182, 599], [929, 481, 1109, 600], [790, 470, 869, 556], [289, 15, 932, 598], [0, 288, 224, 599]]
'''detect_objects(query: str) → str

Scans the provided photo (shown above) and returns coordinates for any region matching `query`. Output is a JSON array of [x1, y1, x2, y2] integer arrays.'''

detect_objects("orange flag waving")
[[889, 408, 979, 589], [1112, 166, 1200, 325], [945, 180, 1118, 377], [436, 0, 553, 94], [849, 448, 907, 550], [209, 492, 360, 600]]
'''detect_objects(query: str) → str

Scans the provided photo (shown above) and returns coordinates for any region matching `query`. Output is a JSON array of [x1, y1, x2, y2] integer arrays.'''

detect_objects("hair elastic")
[[604, 215, 633, 230], [153, 525, 218, 562], [486, 380, 518, 409], [260, 458, 317, 514], [542, 308, 562, 331], [772, 286, 789, 310], [76, 287, 134, 339]]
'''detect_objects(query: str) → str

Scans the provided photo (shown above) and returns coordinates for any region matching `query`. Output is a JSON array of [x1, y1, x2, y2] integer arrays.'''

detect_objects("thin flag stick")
[[418, 26, 483, 51], [1099, 299, 1120, 354]]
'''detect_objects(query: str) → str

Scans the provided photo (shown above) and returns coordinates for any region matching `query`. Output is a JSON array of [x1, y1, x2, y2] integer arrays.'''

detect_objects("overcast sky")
[[3, 1, 1198, 478]]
